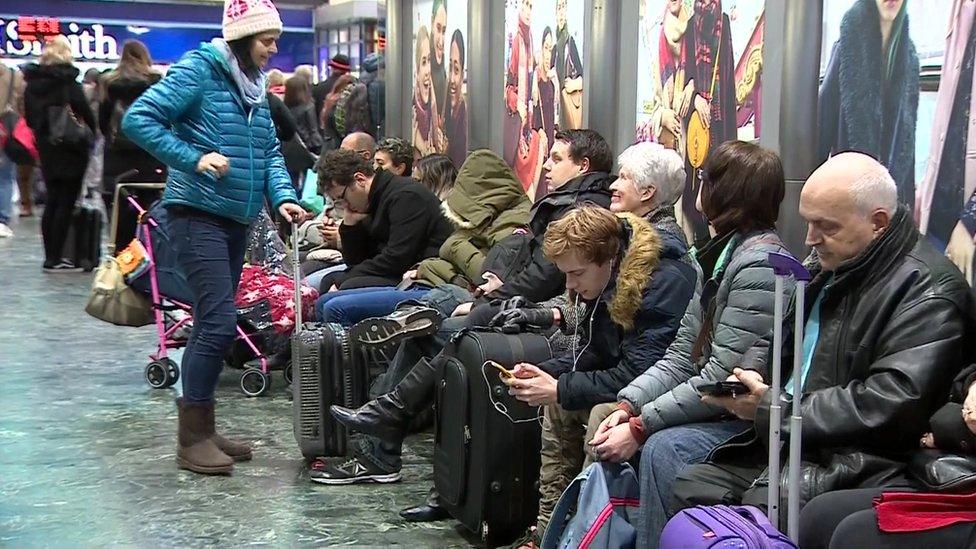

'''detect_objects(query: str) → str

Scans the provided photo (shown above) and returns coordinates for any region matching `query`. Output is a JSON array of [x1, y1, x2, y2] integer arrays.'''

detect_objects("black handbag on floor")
[[433, 328, 552, 547]]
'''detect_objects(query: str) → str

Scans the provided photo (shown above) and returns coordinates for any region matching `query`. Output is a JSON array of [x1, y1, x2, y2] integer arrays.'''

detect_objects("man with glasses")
[[315, 148, 452, 292]]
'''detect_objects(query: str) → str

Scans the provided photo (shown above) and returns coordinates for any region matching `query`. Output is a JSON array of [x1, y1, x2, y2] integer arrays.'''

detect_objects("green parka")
[[416, 149, 532, 287]]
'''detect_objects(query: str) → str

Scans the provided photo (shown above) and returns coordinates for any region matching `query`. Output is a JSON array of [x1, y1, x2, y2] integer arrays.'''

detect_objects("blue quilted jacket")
[[122, 43, 297, 224]]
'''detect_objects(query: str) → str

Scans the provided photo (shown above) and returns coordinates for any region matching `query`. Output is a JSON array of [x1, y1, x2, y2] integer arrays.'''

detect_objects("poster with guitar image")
[[635, 0, 764, 246]]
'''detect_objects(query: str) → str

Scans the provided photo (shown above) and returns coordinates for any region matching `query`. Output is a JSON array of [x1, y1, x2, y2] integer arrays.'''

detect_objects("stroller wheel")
[[283, 362, 293, 387], [240, 368, 270, 397], [163, 358, 180, 388], [145, 360, 178, 389]]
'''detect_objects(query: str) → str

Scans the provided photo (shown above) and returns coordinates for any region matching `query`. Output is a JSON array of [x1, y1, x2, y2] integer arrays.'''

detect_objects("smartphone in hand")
[[487, 360, 515, 381], [698, 381, 750, 398]]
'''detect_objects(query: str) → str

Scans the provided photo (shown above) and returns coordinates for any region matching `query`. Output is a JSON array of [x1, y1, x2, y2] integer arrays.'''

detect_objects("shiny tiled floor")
[[0, 215, 476, 547]]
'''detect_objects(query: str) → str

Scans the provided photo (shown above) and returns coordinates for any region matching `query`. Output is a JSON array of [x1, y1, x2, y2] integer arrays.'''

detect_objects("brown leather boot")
[[204, 401, 252, 462], [177, 399, 234, 475]]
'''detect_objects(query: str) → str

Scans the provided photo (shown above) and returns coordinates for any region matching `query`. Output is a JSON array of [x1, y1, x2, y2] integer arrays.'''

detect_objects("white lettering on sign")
[[0, 18, 120, 61]]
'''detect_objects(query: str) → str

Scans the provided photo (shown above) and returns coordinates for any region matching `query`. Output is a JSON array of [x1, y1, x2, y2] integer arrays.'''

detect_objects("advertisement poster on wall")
[[504, 0, 585, 200], [412, 0, 468, 169], [635, 0, 765, 245], [819, 0, 973, 283]]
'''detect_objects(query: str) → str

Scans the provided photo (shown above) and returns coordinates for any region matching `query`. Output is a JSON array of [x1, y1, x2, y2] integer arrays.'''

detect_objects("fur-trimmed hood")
[[606, 212, 687, 330]]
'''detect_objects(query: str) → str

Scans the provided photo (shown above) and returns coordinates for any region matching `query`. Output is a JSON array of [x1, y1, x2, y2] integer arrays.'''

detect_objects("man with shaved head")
[[340, 132, 377, 162], [669, 152, 976, 531]]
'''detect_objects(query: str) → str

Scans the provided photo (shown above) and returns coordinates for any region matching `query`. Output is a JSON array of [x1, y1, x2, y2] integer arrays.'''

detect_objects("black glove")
[[490, 307, 555, 330], [492, 296, 539, 313]]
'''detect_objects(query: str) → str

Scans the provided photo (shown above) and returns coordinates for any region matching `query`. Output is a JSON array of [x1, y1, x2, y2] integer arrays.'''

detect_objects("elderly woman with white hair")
[[609, 141, 688, 248]]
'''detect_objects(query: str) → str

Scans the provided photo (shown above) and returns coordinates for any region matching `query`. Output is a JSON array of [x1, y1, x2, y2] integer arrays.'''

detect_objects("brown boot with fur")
[[177, 399, 233, 475], [203, 401, 253, 461]]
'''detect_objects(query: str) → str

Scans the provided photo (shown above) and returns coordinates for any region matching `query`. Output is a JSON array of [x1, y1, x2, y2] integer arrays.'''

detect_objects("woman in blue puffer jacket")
[[122, 0, 305, 476]]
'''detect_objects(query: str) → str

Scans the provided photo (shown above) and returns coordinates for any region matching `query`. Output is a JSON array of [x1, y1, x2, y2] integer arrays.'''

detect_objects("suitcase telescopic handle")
[[766, 252, 811, 540], [292, 222, 302, 328]]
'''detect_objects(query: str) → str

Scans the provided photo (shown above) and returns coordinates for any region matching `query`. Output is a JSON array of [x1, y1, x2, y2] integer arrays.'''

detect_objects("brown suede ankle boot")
[[177, 399, 233, 475], [204, 401, 252, 462]]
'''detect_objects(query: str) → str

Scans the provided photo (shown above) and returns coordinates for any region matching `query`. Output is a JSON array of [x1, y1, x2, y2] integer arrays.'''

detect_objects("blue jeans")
[[314, 286, 431, 326], [0, 155, 14, 224], [637, 419, 752, 549], [302, 263, 346, 292], [168, 209, 248, 403]]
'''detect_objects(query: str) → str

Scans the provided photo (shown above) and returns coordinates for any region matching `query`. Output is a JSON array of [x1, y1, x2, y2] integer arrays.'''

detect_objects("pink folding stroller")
[[116, 185, 274, 397]]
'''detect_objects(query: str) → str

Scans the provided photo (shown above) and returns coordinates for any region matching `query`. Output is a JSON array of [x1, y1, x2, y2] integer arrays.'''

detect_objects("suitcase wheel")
[[240, 368, 271, 397], [145, 358, 179, 389]]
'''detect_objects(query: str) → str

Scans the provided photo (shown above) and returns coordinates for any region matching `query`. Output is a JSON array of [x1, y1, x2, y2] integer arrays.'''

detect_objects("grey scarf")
[[211, 39, 267, 107]]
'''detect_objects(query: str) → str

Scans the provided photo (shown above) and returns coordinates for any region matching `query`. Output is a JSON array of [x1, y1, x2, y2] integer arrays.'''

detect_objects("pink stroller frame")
[[124, 191, 273, 397]]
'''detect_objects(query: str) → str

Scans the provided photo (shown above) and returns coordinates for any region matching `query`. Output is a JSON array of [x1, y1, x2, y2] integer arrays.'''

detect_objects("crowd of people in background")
[[1, 0, 974, 547]]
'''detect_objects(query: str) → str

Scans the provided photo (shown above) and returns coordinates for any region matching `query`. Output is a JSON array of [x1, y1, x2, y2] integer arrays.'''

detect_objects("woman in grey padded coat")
[[587, 141, 797, 549]]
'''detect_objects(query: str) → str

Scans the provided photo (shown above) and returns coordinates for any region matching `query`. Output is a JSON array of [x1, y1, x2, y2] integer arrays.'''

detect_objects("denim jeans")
[[0, 154, 14, 224], [637, 419, 752, 549], [302, 263, 346, 292], [168, 208, 249, 404], [315, 286, 431, 326]]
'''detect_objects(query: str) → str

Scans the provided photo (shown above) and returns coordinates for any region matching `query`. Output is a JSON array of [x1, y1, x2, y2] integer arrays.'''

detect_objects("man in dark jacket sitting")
[[473, 129, 614, 308], [499, 206, 697, 544], [669, 152, 976, 521], [316, 149, 453, 291]]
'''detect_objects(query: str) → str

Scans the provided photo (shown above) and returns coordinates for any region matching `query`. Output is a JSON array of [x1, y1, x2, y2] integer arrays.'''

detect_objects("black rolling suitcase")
[[64, 203, 102, 271], [433, 329, 553, 547], [290, 225, 367, 460]]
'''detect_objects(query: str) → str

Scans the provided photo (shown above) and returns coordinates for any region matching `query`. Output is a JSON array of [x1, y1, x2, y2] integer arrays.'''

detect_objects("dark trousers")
[[669, 461, 769, 516], [799, 488, 976, 548], [168, 209, 248, 403], [41, 176, 84, 265]]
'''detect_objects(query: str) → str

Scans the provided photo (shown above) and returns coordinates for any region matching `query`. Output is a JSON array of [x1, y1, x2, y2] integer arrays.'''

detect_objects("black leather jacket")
[[712, 207, 976, 504]]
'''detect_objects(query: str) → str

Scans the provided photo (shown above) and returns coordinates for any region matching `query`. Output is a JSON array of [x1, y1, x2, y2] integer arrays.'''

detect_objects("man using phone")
[[668, 153, 976, 525], [499, 206, 696, 546]]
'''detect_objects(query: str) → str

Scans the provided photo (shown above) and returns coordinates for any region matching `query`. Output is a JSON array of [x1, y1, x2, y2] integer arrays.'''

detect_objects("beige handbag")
[[85, 257, 154, 327]]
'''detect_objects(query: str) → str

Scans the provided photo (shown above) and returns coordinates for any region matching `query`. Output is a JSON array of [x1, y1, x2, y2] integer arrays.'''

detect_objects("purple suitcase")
[[659, 505, 797, 548]]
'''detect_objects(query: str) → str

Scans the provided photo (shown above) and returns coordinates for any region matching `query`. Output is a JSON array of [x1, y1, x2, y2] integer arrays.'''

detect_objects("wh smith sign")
[[0, 15, 313, 70]]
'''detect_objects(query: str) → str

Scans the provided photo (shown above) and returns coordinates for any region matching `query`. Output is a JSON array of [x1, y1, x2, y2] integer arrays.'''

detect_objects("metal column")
[[760, 0, 824, 256], [385, 0, 413, 139]]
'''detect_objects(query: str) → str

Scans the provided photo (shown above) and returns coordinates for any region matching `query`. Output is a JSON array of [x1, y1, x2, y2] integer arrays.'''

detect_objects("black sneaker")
[[350, 304, 443, 350], [309, 453, 401, 485], [43, 260, 83, 273]]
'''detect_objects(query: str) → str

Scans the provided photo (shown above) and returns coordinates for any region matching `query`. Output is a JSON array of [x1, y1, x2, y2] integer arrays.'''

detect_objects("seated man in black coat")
[[669, 152, 976, 525], [316, 149, 453, 291]]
